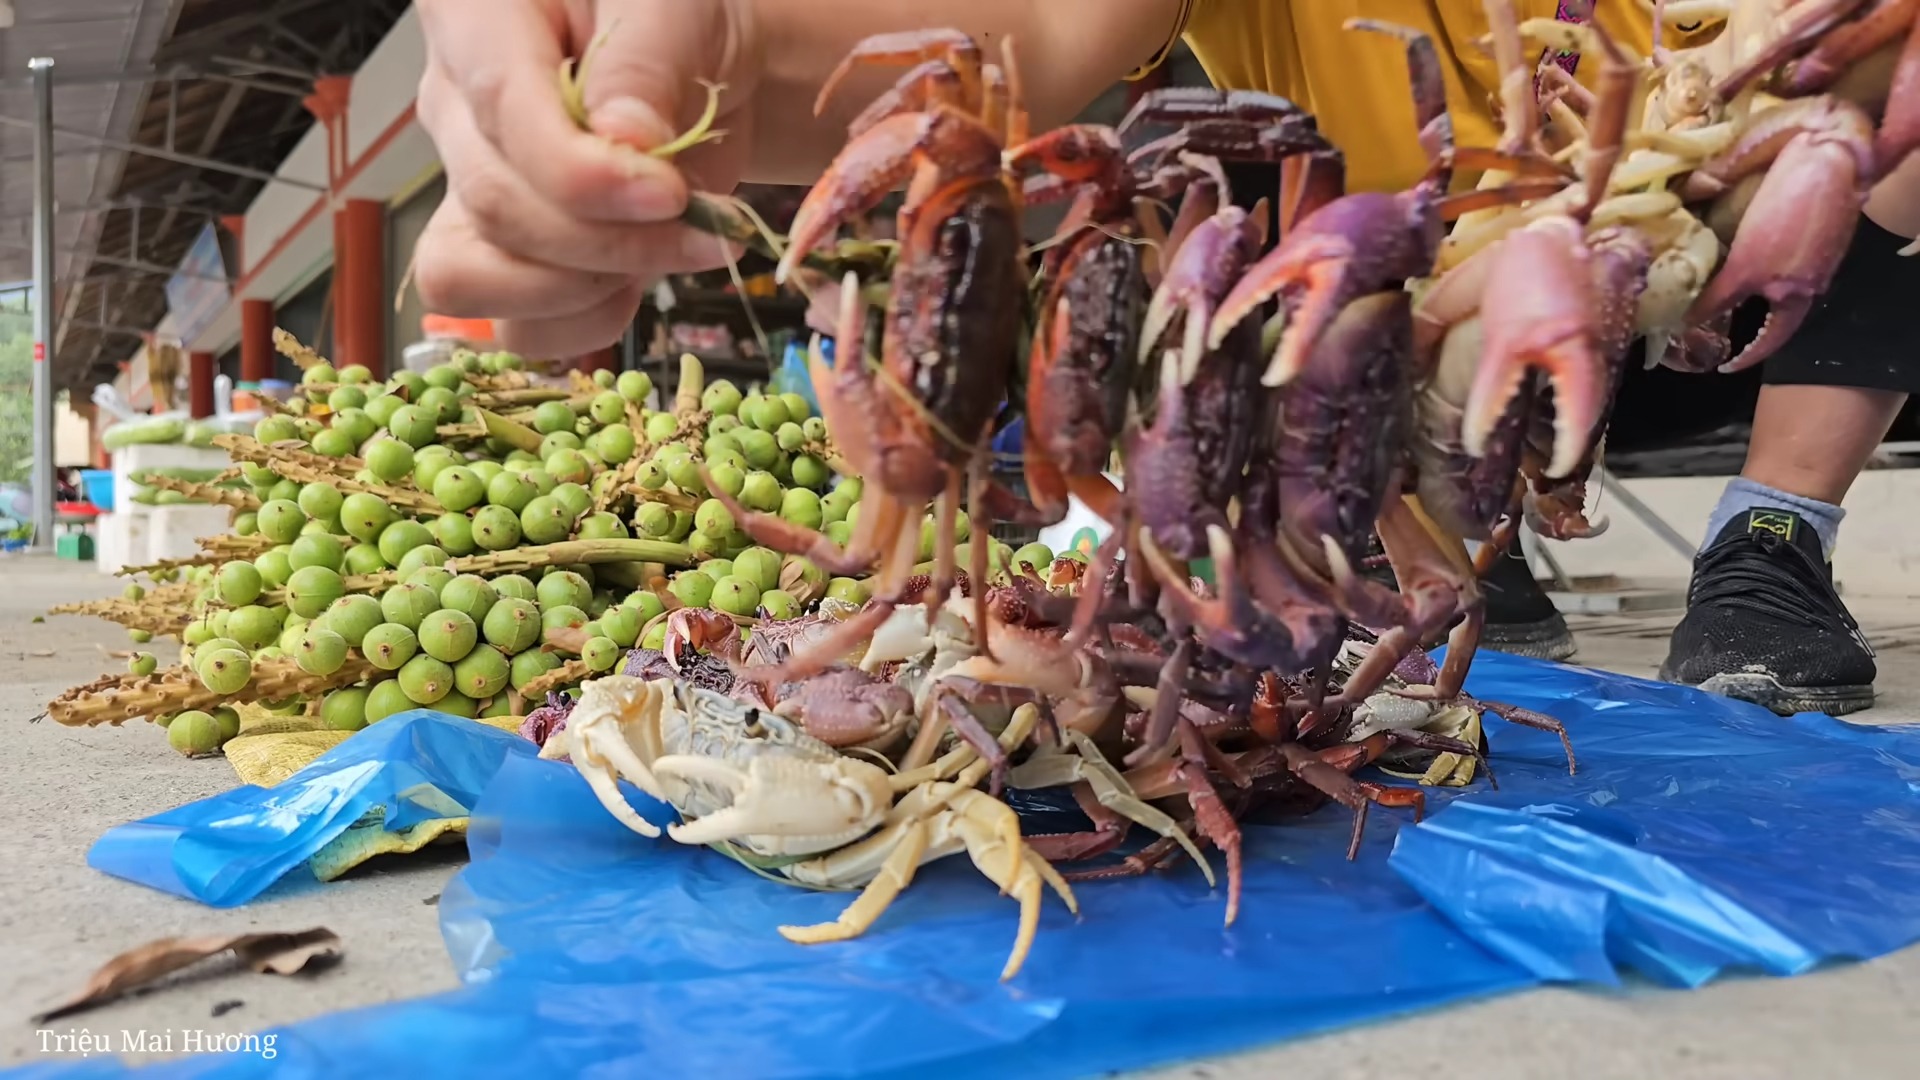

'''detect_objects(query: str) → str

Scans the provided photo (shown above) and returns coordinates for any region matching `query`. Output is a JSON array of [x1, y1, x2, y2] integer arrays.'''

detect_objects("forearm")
[[745, 0, 1182, 184], [1865, 151, 1920, 238]]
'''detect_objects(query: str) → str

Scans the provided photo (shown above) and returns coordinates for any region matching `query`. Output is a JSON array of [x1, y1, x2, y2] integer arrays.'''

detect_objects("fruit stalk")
[[45, 657, 377, 727]]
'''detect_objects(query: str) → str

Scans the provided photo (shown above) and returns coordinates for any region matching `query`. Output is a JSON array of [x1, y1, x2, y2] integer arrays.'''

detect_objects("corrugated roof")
[[0, 0, 406, 393]]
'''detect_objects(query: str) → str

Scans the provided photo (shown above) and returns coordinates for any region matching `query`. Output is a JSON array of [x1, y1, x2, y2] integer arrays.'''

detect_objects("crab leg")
[[1007, 730, 1216, 884]]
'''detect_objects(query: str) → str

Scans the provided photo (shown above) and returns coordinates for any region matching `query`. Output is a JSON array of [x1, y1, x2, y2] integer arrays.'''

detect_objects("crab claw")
[[1683, 97, 1876, 373], [655, 753, 895, 850], [1465, 217, 1606, 479], [1139, 201, 1256, 382]]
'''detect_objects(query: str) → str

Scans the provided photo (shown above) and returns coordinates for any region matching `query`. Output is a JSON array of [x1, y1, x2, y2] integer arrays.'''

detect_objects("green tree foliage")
[[0, 307, 36, 485]]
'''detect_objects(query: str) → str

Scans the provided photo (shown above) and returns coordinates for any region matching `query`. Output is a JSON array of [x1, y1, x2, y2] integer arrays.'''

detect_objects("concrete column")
[[240, 299, 275, 382], [576, 347, 617, 375], [334, 198, 387, 377], [188, 351, 216, 418]]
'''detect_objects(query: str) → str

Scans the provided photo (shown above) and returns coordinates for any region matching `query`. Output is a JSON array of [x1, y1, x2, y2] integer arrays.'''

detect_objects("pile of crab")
[[533, 0, 1920, 979]]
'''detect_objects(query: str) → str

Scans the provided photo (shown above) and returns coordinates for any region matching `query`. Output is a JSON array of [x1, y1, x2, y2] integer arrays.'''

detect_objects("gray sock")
[[1703, 477, 1846, 557]]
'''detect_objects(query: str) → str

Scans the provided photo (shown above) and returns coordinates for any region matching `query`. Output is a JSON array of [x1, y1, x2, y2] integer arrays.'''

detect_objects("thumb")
[[580, 0, 758, 153]]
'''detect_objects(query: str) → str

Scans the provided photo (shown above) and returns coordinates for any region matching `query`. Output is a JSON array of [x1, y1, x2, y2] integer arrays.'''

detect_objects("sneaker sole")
[[1669, 671, 1876, 717], [1480, 617, 1578, 663]]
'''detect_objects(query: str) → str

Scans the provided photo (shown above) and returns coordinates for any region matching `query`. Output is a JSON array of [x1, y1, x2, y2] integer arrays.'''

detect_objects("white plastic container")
[[146, 504, 234, 565], [111, 444, 235, 517]]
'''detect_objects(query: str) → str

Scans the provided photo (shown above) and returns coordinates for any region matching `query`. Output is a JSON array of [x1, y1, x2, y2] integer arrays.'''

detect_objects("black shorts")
[[1743, 217, 1920, 394]]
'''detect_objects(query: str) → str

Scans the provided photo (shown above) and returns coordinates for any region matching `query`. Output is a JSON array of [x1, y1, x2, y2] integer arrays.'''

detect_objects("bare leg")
[[1740, 384, 1906, 505]]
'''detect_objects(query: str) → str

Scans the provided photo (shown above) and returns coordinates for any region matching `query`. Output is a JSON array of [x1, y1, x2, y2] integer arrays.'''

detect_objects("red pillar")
[[576, 347, 617, 375], [240, 299, 275, 382], [188, 351, 216, 418], [334, 199, 387, 378]]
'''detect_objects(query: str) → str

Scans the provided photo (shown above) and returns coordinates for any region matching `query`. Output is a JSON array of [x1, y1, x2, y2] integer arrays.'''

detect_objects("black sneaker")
[[1356, 532, 1576, 660], [1658, 509, 1876, 715], [1479, 543, 1578, 661]]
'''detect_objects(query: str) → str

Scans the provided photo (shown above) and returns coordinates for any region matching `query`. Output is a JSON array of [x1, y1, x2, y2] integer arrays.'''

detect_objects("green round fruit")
[[634, 502, 674, 538], [532, 400, 577, 435], [545, 449, 591, 487], [640, 621, 668, 651], [825, 577, 871, 606], [581, 637, 621, 672], [196, 648, 252, 695], [407, 565, 456, 598], [181, 618, 214, 648], [710, 575, 762, 617], [168, 710, 223, 756], [688, 530, 726, 559], [328, 384, 368, 412], [436, 576, 495, 625], [257, 499, 306, 544], [747, 395, 790, 431], [589, 390, 627, 426], [362, 622, 419, 670], [472, 504, 523, 550], [510, 649, 563, 691], [312, 427, 357, 458], [278, 617, 309, 652], [490, 574, 536, 602], [821, 491, 854, 525], [594, 423, 637, 463], [540, 604, 589, 634], [396, 545, 450, 579], [209, 706, 242, 742], [790, 454, 830, 491], [388, 404, 439, 448], [598, 605, 642, 648], [379, 582, 439, 630], [397, 654, 455, 705], [759, 588, 800, 621], [365, 678, 415, 723], [483, 598, 543, 654], [540, 432, 583, 459], [617, 370, 653, 403], [480, 695, 516, 719], [296, 482, 344, 522], [453, 645, 512, 699], [951, 508, 972, 543], [434, 511, 478, 556], [413, 453, 455, 492], [917, 517, 938, 561], [344, 542, 389, 576], [365, 394, 405, 428], [702, 379, 743, 416], [323, 594, 385, 648], [196, 636, 246, 660], [289, 533, 345, 573], [285, 566, 346, 620], [775, 421, 805, 453], [735, 429, 779, 470], [433, 466, 487, 512], [269, 477, 304, 504], [779, 488, 823, 530], [217, 560, 264, 606], [377, 519, 436, 566], [254, 549, 295, 590], [425, 363, 466, 391], [520, 496, 572, 545], [321, 687, 370, 731], [734, 471, 778, 513], [695, 499, 735, 539], [733, 548, 783, 592], [297, 626, 349, 676], [668, 571, 714, 609], [301, 516, 341, 538], [1012, 543, 1054, 576], [302, 362, 339, 387], [665, 457, 707, 496], [255, 415, 301, 444], [698, 557, 736, 583], [623, 590, 667, 624], [128, 652, 157, 677], [232, 512, 260, 537], [227, 606, 282, 650], [339, 493, 397, 543], [644, 412, 680, 443], [417, 385, 461, 425], [486, 470, 541, 513], [469, 460, 503, 485], [576, 511, 628, 540], [419, 609, 479, 663], [549, 484, 591, 523], [780, 393, 812, 422], [390, 369, 428, 398], [535, 571, 592, 612], [129, 628, 153, 645]]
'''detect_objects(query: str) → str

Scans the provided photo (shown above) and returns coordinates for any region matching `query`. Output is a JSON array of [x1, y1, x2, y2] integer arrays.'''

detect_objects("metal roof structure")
[[0, 0, 406, 394]]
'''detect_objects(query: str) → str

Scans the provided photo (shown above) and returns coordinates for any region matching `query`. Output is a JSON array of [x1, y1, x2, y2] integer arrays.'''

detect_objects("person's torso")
[[1181, 0, 1666, 194]]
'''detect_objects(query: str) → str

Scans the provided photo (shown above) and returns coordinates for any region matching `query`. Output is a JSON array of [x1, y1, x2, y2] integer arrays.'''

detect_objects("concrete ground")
[[3, 557, 1918, 1078]]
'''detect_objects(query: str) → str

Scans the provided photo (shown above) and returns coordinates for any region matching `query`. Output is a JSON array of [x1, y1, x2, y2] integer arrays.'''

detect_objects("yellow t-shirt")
[[1181, 0, 1671, 195]]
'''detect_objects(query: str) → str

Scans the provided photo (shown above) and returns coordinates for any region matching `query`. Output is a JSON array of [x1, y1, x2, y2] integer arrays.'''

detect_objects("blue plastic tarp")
[[86, 711, 532, 906], [17, 654, 1920, 1080]]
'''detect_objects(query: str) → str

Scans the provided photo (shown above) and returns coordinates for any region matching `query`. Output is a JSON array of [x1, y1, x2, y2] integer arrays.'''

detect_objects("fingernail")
[[591, 97, 677, 151]]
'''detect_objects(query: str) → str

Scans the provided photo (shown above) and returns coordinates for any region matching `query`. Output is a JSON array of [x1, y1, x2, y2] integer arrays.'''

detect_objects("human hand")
[[413, 0, 760, 357]]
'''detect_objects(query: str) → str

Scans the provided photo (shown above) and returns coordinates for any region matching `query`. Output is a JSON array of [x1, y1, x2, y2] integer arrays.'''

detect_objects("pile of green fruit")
[[48, 335, 1044, 752]]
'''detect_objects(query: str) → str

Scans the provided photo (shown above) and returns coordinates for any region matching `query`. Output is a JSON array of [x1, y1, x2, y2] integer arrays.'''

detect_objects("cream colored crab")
[[545, 674, 1078, 980], [540, 675, 895, 856]]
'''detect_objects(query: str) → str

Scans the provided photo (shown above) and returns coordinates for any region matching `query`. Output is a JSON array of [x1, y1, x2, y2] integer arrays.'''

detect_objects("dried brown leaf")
[[32, 927, 341, 1022]]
